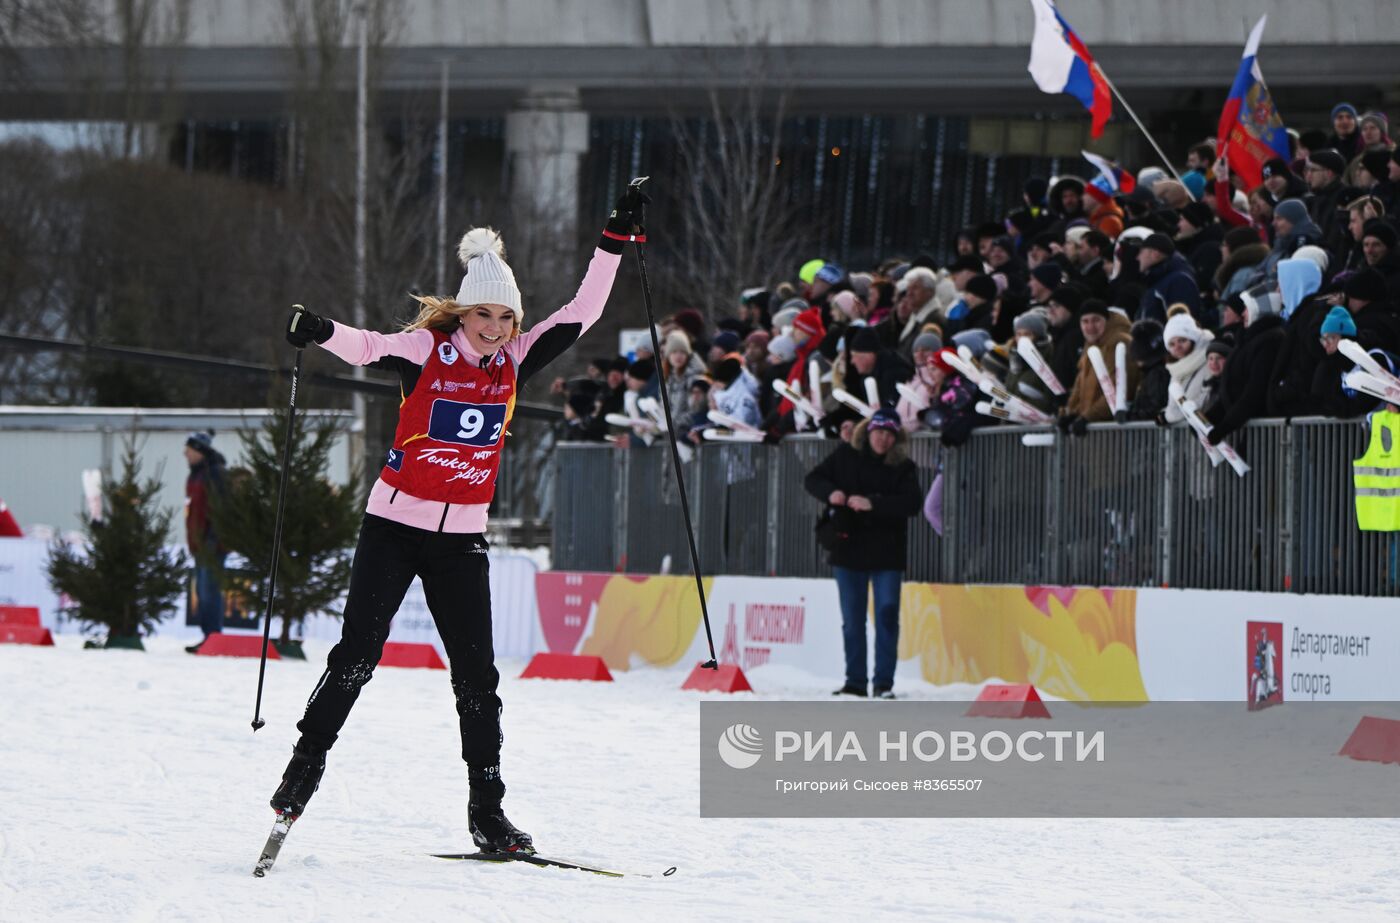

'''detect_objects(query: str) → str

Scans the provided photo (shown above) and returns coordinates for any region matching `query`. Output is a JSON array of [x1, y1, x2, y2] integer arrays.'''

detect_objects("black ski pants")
[[296, 513, 506, 802]]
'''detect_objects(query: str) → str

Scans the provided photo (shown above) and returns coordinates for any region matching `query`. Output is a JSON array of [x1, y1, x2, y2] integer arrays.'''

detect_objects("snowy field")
[[4, 637, 1400, 923]]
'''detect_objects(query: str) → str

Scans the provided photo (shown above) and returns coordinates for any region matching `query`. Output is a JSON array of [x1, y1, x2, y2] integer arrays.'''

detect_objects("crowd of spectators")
[[556, 101, 1400, 453]]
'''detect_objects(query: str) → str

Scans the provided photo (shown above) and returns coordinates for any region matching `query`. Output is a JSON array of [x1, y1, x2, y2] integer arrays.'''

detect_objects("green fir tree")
[[47, 443, 187, 648], [211, 405, 361, 647]]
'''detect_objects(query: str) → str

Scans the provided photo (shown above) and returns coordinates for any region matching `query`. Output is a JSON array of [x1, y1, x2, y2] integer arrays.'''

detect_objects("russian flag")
[[1216, 15, 1289, 191], [1027, 0, 1112, 138], [1081, 150, 1136, 203]]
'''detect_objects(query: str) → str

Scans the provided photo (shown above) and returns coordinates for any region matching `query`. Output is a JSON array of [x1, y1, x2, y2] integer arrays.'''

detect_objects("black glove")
[[1113, 409, 1129, 425], [600, 179, 651, 252], [1206, 426, 1224, 446], [286, 304, 333, 348], [1056, 413, 1078, 434], [1070, 416, 1089, 437], [1153, 412, 1169, 427]]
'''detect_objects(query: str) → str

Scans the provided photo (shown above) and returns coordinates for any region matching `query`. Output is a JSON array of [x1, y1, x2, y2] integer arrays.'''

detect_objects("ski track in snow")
[[3, 637, 1400, 922]]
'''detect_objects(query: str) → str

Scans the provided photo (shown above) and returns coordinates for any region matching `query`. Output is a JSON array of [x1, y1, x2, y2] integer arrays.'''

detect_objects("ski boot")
[[270, 741, 326, 817], [469, 795, 534, 855]]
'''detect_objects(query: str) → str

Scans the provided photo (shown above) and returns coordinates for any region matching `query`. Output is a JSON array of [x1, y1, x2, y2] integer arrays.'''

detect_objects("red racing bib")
[[379, 329, 517, 504]]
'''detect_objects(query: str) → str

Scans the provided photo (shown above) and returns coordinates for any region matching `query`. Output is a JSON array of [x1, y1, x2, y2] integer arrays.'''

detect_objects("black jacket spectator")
[[1205, 313, 1287, 442], [803, 422, 923, 572], [1126, 320, 1170, 421], [1267, 293, 1331, 417]]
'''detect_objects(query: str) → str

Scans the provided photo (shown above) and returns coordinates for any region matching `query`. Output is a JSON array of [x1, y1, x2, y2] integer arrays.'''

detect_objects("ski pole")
[[627, 177, 719, 670], [252, 341, 305, 730]]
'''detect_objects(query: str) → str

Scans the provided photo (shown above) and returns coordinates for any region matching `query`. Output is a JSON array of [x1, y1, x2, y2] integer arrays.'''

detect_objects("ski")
[[252, 811, 297, 877], [431, 850, 669, 879]]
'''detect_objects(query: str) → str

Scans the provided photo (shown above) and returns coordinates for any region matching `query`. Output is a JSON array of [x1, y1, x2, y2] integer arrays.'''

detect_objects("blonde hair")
[[401, 294, 521, 338]]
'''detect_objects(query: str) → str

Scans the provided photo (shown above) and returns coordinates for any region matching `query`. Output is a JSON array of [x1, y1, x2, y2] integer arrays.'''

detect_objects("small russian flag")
[[1027, 0, 1112, 138], [1081, 150, 1136, 203]]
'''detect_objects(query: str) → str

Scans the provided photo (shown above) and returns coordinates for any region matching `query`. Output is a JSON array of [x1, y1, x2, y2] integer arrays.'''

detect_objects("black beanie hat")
[[1049, 284, 1086, 312], [1130, 319, 1166, 362], [1024, 176, 1049, 203], [950, 254, 984, 274], [627, 358, 655, 380], [1345, 269, 1388, 304], [848, 327, 882, 354], [1260, 158, 1291, 180], [1206, 340, 1234, 359], [1079, 298, 1109, 318], [1308, 148, 1346, 177], [965, 274, 998, 302], [609, 356, 630, 373], [710, 357, 742, 386], [1299, 129, 1328, 152], [1362, 218, 1398, 251], [1181, 201, 1215, 230], [1142, 233, 1176, 255], [1362, 149, 1392, 181], [566, 392, 595, 418]]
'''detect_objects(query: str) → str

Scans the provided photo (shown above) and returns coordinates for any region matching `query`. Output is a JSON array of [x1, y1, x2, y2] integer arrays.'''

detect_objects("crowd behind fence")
[[551, 416, 1398, 598]]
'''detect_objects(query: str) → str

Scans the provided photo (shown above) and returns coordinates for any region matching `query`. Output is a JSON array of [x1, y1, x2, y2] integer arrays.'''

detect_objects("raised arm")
[[284, 304, 435, 367], [507, 185, 650, 387]]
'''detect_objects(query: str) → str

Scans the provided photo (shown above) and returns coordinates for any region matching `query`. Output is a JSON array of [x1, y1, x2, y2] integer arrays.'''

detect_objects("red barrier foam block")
[[519, 652, 612, 681], [0, 624, 54, 646], [965, 683, 1051, 719], [196, 632, 281, 659], [1339, 716, 1400, 765], [0, 606, 41, 626], [682, 663, 753, 693], [379, 641, 446, 670]]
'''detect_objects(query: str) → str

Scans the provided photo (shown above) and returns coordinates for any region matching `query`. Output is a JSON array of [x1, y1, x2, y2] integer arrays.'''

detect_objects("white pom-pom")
[[457, 227, 504, 266]]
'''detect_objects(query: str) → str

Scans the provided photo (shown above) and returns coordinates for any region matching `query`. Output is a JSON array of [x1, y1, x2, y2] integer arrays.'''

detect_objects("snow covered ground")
[[4, 637, 1400, 922]]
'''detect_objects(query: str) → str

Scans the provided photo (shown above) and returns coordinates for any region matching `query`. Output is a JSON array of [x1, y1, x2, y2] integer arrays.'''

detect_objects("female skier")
[[269, 187, 647, 855]]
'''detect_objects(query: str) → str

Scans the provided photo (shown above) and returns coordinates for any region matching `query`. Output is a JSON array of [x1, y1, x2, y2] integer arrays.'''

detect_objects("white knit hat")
[[455, 227, 522, 321], [1163, 310, 1206, 344]]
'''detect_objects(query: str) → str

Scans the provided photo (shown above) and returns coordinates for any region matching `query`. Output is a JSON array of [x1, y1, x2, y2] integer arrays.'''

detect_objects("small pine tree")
[[47, 442, 188, 645], [211, 405, 362, 646]]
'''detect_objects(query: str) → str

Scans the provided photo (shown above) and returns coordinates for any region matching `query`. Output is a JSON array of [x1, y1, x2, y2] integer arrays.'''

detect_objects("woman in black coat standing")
[[804, 408, 923, 698]]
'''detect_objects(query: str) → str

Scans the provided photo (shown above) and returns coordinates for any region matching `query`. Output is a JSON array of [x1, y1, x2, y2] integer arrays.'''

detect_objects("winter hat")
[[964, 274, 998, 302], [1292, 245, 1331, 274], [1321, 306, 1358, 337], [798, 259, 825, 284], [1361, 149, 1392, 181], [949, 254, 984, 275], [1345, 269, 1388, 304], [1260, 158, 1291, 180], [1024, 176, 1049, 204], [1137, 166, 1168, 190], [1224, 226, 1263, 252], [1049, 284, 1086, 313], [1362, 219, 1398, 250], [1361, 111, 1390, 138], [626, 358, 655, 381], [1163, 310, 1205, 344], [710, 357, 742, 386], [1079, 298, 1110, 318], [951, 328, 993, 358], [1299, 129, 1329, 152], [814, 263, 845, 286], [848, 327, 881, 354], [931, 349, 957, 374], [743, 330, 771, 351], [712, 330, 741, 354], [1030, 263, 1063, 291], [1180, 171, 1207, 202], [1142, 233, 1176, 255], [989, 235, 1016, 258], [911, 331, 943, 353], [186, 431, 215, 455], [1013, 311, 1048, 340], [455, 228, 522, 321], [1130, 319, 1166, 362], [1049, 175, 1086, 204], [1180, 201, 1215, 230], [609, 356, 630, 373], [672, 309, 706, 344], [1206, 340, 1234, 359], [663, 330, 692, 358], [793, 307, 825, 338], [767, 334, 798, 363], [831, 290, 861, 319], [867, 407, 902, 434], [1332, 102, 1358, 121], [566, 392, 595, 418], [848, 273, 873, 301], [1307, 149, 1346, 178], [1274, 199, 1309, 226]]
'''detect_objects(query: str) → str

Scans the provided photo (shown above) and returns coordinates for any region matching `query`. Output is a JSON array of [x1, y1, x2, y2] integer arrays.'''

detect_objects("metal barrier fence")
[[552, 417, 1399, 596]]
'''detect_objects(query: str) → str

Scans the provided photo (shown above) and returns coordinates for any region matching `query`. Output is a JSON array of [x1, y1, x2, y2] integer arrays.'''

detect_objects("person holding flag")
[[1217, 15, 1290, 192]]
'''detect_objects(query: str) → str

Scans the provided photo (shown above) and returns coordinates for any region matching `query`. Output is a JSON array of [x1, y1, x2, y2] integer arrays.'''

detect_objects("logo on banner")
[[1247, 621, 1283, 708], [438, 342, 459, 366], [385, 447, 404, 471], [717, 724, 764, 769]]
